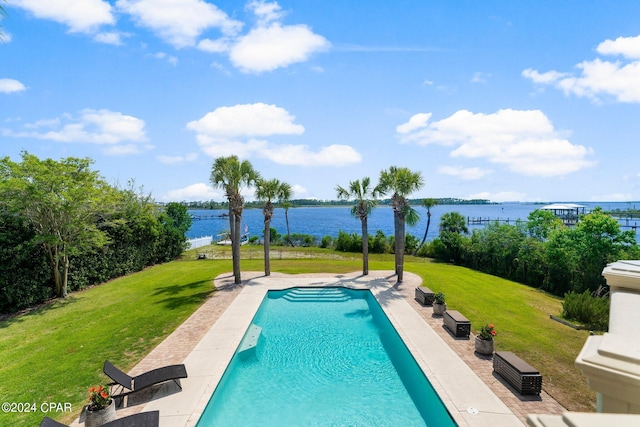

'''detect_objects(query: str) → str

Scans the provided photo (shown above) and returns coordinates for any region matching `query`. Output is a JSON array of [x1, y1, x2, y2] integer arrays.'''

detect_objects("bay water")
[[187, 202, 640, 242]]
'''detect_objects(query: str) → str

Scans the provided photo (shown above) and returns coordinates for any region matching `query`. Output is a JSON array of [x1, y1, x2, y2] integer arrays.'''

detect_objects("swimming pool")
[[196, 287, 457, 426]]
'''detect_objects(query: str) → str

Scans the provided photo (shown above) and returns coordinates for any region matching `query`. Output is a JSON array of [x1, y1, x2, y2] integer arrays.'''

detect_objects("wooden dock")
[[467, 217, 522, 226]]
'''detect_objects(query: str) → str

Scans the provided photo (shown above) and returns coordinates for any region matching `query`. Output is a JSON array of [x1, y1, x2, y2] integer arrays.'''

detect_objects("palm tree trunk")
[[228, 205, 234, 242], [414, 212, 432, 256], [394, 212, 401, 276], [285, 209, 293, 247], [264, 218, 271, 276], [397, 215, 405, 282], [361, 216, 369, 276], [232, 210, 242, 284]]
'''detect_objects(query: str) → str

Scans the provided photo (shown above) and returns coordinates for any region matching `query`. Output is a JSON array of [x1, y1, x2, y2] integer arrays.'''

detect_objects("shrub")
[[335, 231, 362, 252], [320, 235, 332, 249], [369, 230, 389, 254], [562, 290, 609, 331]]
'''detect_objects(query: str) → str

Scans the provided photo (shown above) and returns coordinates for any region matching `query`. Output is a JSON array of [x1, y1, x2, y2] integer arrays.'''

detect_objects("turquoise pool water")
[[196, 287, 457, 426]]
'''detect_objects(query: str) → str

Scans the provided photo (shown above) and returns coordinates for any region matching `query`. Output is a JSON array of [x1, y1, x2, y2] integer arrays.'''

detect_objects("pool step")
[[238, 324, 262, 355], [281, 288, 350, 303]]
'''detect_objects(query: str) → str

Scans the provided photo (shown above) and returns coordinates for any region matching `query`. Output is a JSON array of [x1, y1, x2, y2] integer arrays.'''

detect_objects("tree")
[[0, 4, 6, 41], [438, 211, 469, 264], [158, 202, 193, 260], [572, 207, 636, 292], [336, 177, 378, 275], [376, 166, 424, 282], [0, 152, 112, 298], [527, 209, 562, 240], [414, 198, 438, 255], [281, 200, 294, 246], [255, 178, 292, 276], [210, 156, 259, 284]]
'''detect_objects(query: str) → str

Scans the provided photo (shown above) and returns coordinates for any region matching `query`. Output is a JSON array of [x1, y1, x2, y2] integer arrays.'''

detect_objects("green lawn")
[[0, 249, 594, 426]]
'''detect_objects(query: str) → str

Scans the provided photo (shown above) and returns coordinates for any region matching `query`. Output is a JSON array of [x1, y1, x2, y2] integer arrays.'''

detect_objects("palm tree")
[[336, 177, 378, 275], [281, 200, 294, 246], [0, 4, 6, 40], [255, 178, 292, 276], [414, 198, 438, 255], [376, 166, 424, 282], [210, 155, 260, 284]]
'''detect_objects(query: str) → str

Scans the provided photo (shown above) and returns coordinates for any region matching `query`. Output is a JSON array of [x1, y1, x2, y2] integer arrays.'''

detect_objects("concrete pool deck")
[[77, 270, 566, 426]]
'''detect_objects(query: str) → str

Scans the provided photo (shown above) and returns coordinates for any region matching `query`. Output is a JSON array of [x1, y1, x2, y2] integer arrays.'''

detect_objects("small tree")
[[210, 156, 259, 284], [438, 211, 469, 264], [336, 177, 377, 275], [414, 198, 438, 255], [255, 178, 292, 276], [0, 152, 113, 298], [376, 166, 424, 282]]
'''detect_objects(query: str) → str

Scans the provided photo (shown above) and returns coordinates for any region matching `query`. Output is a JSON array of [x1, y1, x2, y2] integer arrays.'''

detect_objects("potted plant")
[[433, 292, 446, 316], [85, 385, 116, 427], [475, 323, 496, 356]]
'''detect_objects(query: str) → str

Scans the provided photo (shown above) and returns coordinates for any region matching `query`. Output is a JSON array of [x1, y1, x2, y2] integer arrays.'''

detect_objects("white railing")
[[187, 235, 212, 249]]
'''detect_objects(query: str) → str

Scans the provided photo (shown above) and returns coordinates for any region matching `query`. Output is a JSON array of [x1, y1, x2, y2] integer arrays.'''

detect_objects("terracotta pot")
[[433, 302, 446, 316], [85, 400, 116, 427], [475, 336, 494, 356]]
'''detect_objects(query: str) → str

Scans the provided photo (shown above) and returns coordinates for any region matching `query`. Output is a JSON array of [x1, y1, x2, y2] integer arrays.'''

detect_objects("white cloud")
[[229, 22, 330, 73], [471, 72, 491, 84], [247, 0, 285, 26], [1, 31, 12, 43], [523, 34, 640, 103], [260, 143, 361, 166], [437, 166, 492, 180], [162, 182, 221, 202], [157, 153, 198, 164], [187, 103, 361, 166], [151, 51, 179, 65], [2, 108, 151, 155], [13, 0, 115, 33], [397, 109, 594, 177], [187, 103, 304, 137], [291, 184, 306, 196], [596, 35, 640, 59], [198, 38, 231, 53], [396, 113, 432, 134], [0, 78, 27, 94], [94, 31, 124, 45], [116, 0, 242, 48], [466, 191, 528, 203]]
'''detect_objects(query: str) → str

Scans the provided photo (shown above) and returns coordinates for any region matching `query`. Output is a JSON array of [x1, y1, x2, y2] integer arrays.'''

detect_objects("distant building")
[[540, 203, 586, 226]]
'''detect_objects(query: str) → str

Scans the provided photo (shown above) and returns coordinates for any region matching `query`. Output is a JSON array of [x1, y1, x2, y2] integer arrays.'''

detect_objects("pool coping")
[[135, 271, 525, 427]]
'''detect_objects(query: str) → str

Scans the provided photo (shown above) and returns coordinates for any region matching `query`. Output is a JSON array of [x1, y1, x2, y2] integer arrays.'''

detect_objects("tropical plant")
[[478, 324, 497, 341], [376, 166, 424, 282], [87, 385, 111, 411], [414, 198, 438, 255], [210, 155, 260, 284], [336, 177, 378, 275], [281, 201, 294, 247], [255, 178, 292, 276], [562, 290, 609, 331], [437, 211, 469, 264], [0, 3, 6, 41]]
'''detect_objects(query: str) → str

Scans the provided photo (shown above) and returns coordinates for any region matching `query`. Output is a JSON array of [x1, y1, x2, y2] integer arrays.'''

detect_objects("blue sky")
[[2, 1, 640, 203]]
